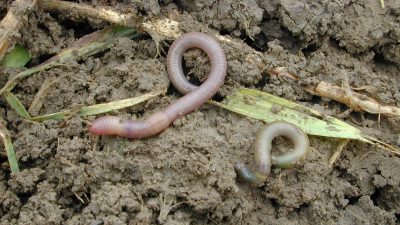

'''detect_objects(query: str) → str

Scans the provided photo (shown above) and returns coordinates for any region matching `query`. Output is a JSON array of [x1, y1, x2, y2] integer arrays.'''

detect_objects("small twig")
[[83, 192, 90, 203], [267, 67, 298, 80], [157, 193, 185, 224], [28, 75, 64, 116], [329, 139, 350, 166], [74, 192, 85, 204], [337, 108, 353, 119], [304, 81, 400, 117], [0, 0, 37, 60], [268, 67, 400, 117], [38, 0, 142, 28]]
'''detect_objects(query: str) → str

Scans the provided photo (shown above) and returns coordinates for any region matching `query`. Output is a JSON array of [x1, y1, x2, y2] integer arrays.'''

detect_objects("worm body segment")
[[234, 122, 310, 185], [89, 32, 227, 138]]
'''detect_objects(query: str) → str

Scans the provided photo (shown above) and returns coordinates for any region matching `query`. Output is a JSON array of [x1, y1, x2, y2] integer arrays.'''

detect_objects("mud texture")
[[1, 0, 400, 224]]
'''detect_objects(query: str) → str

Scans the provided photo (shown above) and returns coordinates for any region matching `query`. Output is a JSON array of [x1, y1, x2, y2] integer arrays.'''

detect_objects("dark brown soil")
[[1, 0, 400, 224]]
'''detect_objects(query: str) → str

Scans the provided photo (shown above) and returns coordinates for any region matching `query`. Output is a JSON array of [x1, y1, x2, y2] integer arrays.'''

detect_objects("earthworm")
[[234, 122, 310, 185], [89, 32, 227, 138]]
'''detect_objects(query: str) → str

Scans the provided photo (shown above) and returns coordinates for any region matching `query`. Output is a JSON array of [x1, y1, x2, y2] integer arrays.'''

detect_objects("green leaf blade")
[[213, 88, 364, 140], [0, 45, 31, 68], [32, 90, 164, 122], [0, 125, 19, 173], [4, 91, 31, 120]]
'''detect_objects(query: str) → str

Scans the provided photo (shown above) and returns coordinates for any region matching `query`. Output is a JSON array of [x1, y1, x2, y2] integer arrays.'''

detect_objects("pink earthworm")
[[235, 122, 310, 185], [89, 32, 227, 138]]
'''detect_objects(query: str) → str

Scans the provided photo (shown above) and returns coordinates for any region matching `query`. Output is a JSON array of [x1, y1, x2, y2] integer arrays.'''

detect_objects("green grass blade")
[[212, 88, 400, 155], [0, 125, 19, 173], [32, 90, 165, 122], [0, 44, 31, 68], [4, 91, 31, 120]]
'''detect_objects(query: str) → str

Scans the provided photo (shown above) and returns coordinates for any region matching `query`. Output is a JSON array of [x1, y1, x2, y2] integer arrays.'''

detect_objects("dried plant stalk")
[[38, 0, 141, 28], [268, 67, 400, 117], [304, 81, 400, 117], [329, 139, 350, 166], [28, 76, 63, 116]]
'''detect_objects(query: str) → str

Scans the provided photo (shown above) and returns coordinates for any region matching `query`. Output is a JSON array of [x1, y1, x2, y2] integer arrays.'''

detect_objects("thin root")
[[329, 139, 350, 166]]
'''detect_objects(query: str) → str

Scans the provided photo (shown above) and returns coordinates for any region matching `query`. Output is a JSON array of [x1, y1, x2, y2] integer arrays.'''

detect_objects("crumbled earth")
[[1, 0, 400, 224]]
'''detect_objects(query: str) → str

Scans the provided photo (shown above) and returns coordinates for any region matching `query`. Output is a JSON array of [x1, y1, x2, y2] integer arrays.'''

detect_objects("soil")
[[1, 0, 400, 224]]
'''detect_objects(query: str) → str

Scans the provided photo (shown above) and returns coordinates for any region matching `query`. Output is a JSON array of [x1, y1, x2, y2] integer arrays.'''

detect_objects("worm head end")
[[88, 116, 122, 135], [88, 122, 102, 135]]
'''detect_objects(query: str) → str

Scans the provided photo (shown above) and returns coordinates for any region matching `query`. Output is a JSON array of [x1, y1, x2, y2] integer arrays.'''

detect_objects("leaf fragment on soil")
[[4, 91, 31, 120], [0, 123, 19, 173], [4, 86, 164, 122], [38, 0, 142, 28], [0, 44, 31, 68], [212, 88, 400, 155], [31, 90, 165, 122]]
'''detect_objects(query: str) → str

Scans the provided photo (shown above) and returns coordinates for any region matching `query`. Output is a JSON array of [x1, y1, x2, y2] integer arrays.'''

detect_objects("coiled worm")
[[234, 122, 310, 185], [89, 32, 227, 138]]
